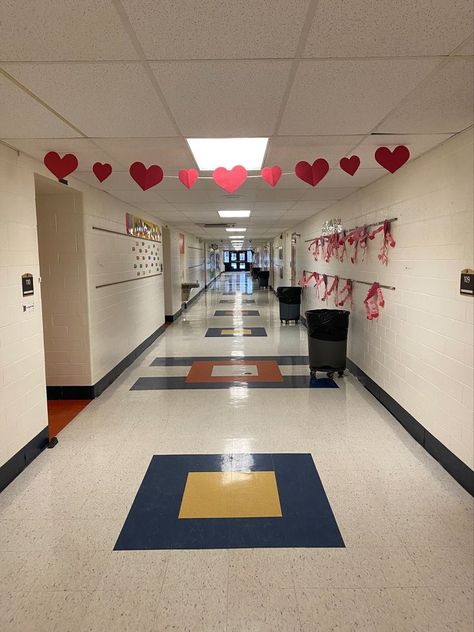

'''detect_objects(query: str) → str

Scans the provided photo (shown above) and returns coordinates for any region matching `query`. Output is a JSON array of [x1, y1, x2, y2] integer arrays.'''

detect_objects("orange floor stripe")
[[47, 400, 91, 437]]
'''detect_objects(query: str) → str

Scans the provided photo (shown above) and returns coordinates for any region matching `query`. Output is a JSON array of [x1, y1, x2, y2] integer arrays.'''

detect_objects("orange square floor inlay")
[[185, 360, 283, 383]]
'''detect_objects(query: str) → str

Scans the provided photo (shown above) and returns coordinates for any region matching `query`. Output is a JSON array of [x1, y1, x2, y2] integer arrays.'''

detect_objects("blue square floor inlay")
[[114, 453, 344, 550]]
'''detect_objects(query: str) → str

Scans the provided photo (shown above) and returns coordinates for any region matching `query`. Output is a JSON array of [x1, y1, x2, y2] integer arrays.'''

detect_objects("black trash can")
[[276, 286, 302, 324], [251, 266, 261, 280], [258, 270, 270, 288], [305, 309, 350, 378]]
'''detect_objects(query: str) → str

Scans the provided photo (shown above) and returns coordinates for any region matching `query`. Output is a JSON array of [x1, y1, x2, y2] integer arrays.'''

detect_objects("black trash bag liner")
[[305, 309, 349, 341], [258, 271, 269, 280], [276, 286, 302, 304]]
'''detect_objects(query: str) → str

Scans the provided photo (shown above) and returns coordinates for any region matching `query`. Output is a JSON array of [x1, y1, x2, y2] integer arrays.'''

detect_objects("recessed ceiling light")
[[228, 235, 246, 239], [225, 227, 246, 232], [186, 138, 268, 170], [218, 210, 251, 218]]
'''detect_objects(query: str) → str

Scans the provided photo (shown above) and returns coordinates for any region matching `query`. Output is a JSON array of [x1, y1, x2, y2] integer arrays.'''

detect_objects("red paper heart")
[[43, 151, 78, 180], [178, 168, 199, 189], [261, 165, 282, 187], [129, 162, 164, 190], [92, 162, 112, 182], [294, 159, 329, 186], [375, 145, 410, 173], [213, 165, 247, 193], [339, 155, 360, 176]]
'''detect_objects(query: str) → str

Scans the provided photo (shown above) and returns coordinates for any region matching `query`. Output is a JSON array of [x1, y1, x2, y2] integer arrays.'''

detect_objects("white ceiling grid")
[[0, 0, 472, 243]]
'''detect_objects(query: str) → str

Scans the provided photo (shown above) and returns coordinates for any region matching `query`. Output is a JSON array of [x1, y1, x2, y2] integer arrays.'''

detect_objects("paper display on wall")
[[126, 213, 161, 242]]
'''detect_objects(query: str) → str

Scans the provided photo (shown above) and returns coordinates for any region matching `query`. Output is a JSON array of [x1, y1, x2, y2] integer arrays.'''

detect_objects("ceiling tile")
[[290, 201, 336, 213], [0, 75, 78, 138], [453, 34, 473, 55], [0, 0, 137, 61], [122, 0, 310, 59], [92, 138, 195, 171], [266, 135, 365, 170], [377, 59, 474, 133], [151, 60, 292, 136], [302, 186, 358, 201], [5, 138, 126, 170], [352, 134, 454, 167], [320, 168, 384, 188], [3, 63, 177, 136], [304, 0, 473, 57], [278, 58, 440, 135]]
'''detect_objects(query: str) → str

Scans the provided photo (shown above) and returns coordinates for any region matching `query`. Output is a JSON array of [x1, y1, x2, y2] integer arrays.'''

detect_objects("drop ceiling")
[[0, 0, 472, 244]]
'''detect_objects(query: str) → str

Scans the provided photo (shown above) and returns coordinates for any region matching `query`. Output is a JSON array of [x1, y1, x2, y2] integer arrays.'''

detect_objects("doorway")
[[34, 175, 91, 437]]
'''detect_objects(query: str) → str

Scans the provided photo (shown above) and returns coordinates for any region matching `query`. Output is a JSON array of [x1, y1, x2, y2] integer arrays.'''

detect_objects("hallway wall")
[[293, 128, 474, 469], [0, 144, 48, 469], [0, 144, 169, 471], [36, 188, 92, 386]]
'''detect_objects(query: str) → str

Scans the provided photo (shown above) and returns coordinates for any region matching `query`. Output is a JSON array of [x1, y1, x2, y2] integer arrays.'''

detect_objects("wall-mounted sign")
[[22, 273, 34, 296], [460, 269, 474, 295], [126, 213, 161, 242]]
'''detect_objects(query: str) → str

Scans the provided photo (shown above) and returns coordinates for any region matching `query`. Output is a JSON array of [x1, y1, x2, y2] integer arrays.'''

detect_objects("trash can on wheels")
[[251, 266, 261, 280], [258, 270, 270, 288], [276, 286, 302, 324], [305, 309, 350, 379]]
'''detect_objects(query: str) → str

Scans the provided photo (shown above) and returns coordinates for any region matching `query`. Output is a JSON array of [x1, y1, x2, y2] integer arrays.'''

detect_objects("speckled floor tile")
[[227, 588, 301, 632], [296, 588, 376, 631]]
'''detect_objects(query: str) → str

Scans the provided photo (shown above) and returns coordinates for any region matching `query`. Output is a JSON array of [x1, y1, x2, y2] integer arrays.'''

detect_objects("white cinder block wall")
[[293, 128, 473, 469], [36, 189, 92, 386], [83, 195, 165, 384], [0, 145, 48, 467], [0, 144, 170, 467]]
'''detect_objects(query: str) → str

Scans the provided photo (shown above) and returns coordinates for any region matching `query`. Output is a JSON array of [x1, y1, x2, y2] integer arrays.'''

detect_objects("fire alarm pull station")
[[460, 269, 474, 296]]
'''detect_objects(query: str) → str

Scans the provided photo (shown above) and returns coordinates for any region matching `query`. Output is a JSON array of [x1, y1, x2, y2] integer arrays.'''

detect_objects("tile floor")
[[0, 272, 472, 631]]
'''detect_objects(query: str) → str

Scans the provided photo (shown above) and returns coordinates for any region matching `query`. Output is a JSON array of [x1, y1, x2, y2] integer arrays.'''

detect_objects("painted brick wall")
[[36, 189, 91, 386], [293, 128, 473, 469], [0, 145, 48, 466]]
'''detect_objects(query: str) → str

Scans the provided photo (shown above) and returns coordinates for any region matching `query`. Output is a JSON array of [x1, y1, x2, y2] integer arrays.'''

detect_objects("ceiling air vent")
[[201, 223, 235, 228]]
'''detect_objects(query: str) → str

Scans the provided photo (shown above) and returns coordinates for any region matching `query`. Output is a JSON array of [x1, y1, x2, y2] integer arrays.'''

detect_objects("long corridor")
[[0, 272, 473, 631]]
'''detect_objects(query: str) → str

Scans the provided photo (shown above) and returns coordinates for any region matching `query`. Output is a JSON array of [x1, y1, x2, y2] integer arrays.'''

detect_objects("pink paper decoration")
[[261, 165, 282, 187], [129, 162, 164, 190], [339, 155, 360, 176], [178, 168, 199, 189], [92, 162, 112, 182], [294, 159, 329, 186], [213, 165, 247, 193], [44, 151, 78, 180], [375, 145, 410, 173]]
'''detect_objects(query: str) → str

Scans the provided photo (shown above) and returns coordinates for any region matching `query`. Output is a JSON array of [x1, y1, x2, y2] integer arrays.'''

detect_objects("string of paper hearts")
[[43, 145, 410, 192]]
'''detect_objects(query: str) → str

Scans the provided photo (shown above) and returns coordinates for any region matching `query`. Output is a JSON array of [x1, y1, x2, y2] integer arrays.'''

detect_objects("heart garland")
[[92, 162, 112, 182], [375, 145, 410, 173], [339, 155, 360, 176], [295, 159, 329, 186], [42, 146, 410, 189], [213, 165, 248, 193], [261, 165, 282, 187], [178, 168, 199, 189], [129, 162, 164, 191], [44, 151, 78, 180]]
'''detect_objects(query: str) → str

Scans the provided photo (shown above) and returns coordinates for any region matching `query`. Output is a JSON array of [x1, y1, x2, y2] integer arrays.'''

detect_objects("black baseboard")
[[47, 322, 167, 400], [165, 308, 183, 323], [0, 427, 49, 494], [346, 358, 474, 496]]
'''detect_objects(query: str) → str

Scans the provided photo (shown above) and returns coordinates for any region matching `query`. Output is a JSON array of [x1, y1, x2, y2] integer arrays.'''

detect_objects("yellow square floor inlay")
[[221, 329, 252, 336], [178, 471, 282, 519]]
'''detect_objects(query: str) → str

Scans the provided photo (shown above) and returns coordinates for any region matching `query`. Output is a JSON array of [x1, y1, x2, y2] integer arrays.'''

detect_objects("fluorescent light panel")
[[225, 228, 246, 232], [218, 210, 251, 218], [186, 138, 268, 170]]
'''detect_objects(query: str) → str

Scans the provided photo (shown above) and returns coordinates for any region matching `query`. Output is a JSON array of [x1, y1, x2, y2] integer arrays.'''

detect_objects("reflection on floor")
[[47, 399, 91, 437], [115, 453, 344, 550]]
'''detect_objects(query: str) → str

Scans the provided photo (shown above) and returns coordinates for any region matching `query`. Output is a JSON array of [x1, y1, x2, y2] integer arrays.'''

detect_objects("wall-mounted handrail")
[[304, 217, 398, 243], [96, 273, 162, 289], [303, 270, 395, 291]]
